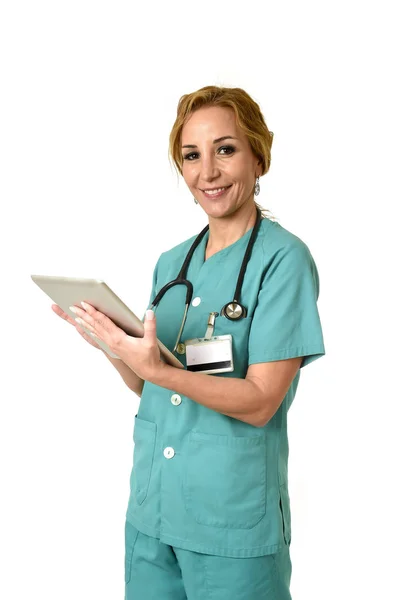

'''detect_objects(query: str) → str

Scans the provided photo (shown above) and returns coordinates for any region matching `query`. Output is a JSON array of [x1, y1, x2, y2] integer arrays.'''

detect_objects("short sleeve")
[[248, 242, 325, 369]]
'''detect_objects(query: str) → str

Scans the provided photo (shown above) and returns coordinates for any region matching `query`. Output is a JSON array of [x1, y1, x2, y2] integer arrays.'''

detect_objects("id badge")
[[184, 334, 234, 375]]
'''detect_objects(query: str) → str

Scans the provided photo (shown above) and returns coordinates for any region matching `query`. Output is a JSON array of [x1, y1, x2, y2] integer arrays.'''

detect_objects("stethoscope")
[[150, 206, 263, 353]]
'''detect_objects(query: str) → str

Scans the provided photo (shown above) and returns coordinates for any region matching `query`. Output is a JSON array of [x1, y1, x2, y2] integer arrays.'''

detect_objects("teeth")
[[204, 187, 226, 195]]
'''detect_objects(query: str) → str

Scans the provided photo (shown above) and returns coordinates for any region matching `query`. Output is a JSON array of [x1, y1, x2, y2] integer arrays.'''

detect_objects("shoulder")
[[260, 217, 311, 254], [259, 218, 320, 296], [258, 217, 315, 266]]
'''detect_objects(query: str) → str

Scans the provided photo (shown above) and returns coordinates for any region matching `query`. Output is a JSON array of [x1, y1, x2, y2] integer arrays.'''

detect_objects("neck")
[[206, 203, 258, 253]]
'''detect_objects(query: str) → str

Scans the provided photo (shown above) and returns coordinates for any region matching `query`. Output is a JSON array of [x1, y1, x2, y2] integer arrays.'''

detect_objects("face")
[[181, 106, 261, 218]]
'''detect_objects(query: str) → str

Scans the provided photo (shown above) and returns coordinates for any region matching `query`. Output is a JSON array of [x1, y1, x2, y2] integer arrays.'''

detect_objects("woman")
[[53, 86, 325, 599]]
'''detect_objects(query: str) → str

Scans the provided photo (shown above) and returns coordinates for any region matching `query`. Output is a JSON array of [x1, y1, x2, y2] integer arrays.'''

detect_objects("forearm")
[[152, 364, 265, 427], [102, 351, 144, 397]]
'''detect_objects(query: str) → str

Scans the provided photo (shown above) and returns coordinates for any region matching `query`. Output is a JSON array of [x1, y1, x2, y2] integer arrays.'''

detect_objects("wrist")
[[150, 360, 172, 387]]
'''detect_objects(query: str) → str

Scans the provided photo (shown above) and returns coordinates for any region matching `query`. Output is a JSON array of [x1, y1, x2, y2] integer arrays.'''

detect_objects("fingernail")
[[81, 301, 88, 309], [146, 309, 154, 320], [69, 306, 77, 313]]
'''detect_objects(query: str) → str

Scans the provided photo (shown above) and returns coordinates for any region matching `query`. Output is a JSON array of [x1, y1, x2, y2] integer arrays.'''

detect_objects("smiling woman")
[[120, 85, 325, 599], [170, 85, 275, 227], [34, 85, 325, 599]]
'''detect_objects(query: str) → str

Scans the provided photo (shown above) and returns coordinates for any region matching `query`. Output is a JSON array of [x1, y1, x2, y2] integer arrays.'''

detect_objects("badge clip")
[[204, 312, 219, 340]]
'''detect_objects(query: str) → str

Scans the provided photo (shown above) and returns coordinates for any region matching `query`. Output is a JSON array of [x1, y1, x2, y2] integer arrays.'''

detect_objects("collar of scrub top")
[[150, 206, 263, 353]]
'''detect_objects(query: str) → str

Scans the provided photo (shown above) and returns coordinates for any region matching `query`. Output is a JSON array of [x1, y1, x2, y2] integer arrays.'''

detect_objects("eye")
[[183, 145, 236, 161], [218, 145, 235, 155], [183, 152, 198, 161]]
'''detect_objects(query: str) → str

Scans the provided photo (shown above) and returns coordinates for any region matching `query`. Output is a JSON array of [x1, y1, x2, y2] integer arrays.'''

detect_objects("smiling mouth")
[[201, 185, 232, 197]]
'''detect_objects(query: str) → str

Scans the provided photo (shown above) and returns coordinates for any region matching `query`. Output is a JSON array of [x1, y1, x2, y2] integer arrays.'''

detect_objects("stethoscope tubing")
[[150, 206, 263, 351]]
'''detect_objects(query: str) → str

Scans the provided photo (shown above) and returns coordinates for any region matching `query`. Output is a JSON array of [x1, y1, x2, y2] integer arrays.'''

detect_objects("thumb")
[[143, 309, 157, 344]]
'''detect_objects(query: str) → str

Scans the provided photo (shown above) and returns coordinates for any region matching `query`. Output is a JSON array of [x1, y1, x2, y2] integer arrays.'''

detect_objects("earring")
[[254, 176, 260, 196], [194, 197, 198, 204]]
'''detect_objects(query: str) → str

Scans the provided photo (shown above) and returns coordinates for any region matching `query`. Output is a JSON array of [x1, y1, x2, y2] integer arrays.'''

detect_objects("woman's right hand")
[[51, 304, 103, 351]]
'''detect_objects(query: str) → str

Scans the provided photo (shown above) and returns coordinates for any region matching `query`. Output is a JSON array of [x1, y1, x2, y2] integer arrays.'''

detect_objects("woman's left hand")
[[70, 302, 164, 382]]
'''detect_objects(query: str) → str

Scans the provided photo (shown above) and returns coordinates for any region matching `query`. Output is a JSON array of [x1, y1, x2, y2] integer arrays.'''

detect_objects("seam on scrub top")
[[158, 531, 283, 554], [248, 344, 325, 362], [126, 513, 160, 536], [251, 343, 324, 355]]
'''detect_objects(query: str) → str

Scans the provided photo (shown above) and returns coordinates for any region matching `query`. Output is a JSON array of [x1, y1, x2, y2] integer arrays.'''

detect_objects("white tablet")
[[31, 274, 184, 369]]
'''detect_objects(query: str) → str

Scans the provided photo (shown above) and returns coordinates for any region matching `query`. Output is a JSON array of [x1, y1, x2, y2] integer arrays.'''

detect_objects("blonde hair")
[[168, 85, 277, 221]]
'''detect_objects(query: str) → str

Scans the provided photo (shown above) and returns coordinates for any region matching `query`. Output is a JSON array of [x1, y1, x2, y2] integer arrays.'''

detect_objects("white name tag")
[[184, 334, 234, 375]]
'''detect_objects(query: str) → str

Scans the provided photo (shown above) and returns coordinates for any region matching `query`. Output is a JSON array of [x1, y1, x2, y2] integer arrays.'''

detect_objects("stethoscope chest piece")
[[221, 301, 247, 320]]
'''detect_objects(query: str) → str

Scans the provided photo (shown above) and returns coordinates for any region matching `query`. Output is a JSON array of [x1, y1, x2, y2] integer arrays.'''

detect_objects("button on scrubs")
[[125, 217, 325, 596]]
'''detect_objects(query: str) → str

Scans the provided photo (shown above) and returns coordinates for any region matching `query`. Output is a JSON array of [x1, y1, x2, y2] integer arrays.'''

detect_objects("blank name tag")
[[184, 334, 234, 375]]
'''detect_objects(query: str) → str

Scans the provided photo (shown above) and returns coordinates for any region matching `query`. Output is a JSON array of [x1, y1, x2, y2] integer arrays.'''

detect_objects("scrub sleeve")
[[248, 238, 325, 369]]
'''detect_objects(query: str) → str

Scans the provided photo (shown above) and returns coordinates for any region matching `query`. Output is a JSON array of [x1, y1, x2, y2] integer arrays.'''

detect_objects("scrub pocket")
[[131, 415, 157, 505], [184, 430, 266, 529], [124, 520, 139, 584]]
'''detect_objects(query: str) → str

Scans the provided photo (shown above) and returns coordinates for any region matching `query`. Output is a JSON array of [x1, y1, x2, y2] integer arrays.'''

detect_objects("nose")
[[199, 153, 219, 182]]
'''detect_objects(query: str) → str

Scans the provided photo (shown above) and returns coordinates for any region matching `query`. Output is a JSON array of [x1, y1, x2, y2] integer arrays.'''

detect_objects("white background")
[[1, 1, 398, 598]]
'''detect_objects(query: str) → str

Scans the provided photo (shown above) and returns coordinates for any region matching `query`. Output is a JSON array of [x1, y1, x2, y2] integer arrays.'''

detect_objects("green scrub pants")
[[125, 520, 292, 600]]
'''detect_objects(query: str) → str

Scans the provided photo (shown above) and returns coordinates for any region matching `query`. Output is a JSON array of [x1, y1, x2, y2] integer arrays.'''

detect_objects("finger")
[[77, 302, 127, 354], [75, 317, 96, 334], [79, 302, 121, 337], [51, 304, 77, 326], [75, 322, 98, 340], [75, 324, 101, 348], [143, 309, 157, 347], [69, 304, 98, 330]]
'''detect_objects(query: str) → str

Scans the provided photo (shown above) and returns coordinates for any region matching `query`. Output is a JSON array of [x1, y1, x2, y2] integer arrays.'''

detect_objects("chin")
[[206, 204, 237, 217]]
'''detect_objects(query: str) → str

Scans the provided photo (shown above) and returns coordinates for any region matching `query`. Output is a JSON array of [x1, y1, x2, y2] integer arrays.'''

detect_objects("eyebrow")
[[182, 135, 238, 149]]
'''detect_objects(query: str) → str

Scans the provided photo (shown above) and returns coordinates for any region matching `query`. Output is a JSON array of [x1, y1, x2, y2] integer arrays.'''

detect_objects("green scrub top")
[[126, 216, 325, 558]]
